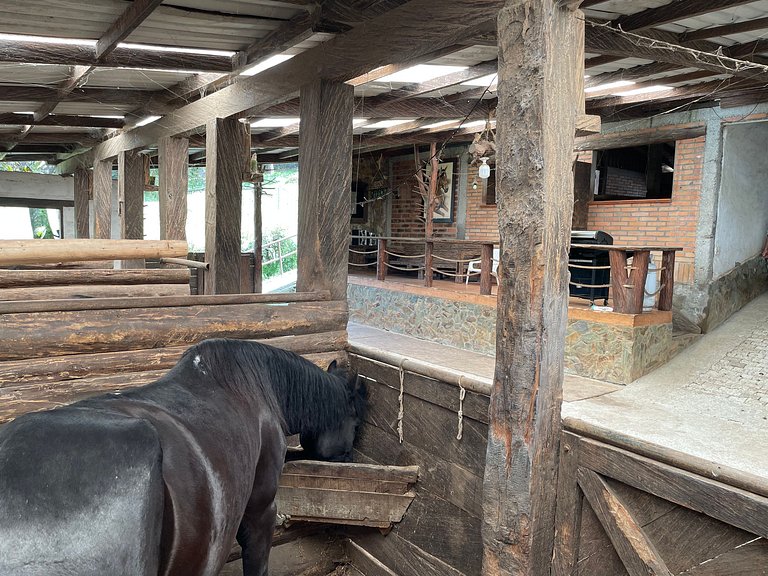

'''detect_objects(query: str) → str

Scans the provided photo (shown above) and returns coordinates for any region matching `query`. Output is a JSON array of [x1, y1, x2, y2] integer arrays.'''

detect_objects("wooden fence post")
[[480, 243, 493, 295], [377, 239, 388, 281], [424, 241, 434, 287], [657, 250, 676, 311]]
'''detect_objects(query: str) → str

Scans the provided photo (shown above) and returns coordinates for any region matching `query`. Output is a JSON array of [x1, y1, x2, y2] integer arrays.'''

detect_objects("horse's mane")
[[179, 339, 355, 436]]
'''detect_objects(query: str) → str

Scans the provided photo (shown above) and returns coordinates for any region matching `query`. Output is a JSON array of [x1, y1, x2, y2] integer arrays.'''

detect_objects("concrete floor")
[[351, 291, 768, 491]]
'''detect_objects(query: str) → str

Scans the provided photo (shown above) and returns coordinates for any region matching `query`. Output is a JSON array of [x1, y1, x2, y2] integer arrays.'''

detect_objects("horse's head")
[[300, 360, 367, 462]]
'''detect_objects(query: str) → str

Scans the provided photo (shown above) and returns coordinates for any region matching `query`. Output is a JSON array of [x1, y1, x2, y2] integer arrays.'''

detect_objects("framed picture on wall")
[[427, 159, 456, 223]]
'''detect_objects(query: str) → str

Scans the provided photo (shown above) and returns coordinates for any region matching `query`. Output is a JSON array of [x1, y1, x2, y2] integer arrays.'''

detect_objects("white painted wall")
[[713, 121, 768, 278], [0, 171, 76, 238]]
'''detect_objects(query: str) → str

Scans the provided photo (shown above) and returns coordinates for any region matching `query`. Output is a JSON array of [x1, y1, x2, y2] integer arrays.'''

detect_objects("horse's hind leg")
[[236, 422, 286, 576]]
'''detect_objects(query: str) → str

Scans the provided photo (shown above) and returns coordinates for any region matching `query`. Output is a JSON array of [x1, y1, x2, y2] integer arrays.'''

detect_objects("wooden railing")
[[573, 244, 683, 314], [349, 236, 498, 295]]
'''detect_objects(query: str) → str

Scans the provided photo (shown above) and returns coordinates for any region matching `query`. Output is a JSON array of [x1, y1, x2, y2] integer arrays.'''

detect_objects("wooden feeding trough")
[[276, 460, 419, 530]]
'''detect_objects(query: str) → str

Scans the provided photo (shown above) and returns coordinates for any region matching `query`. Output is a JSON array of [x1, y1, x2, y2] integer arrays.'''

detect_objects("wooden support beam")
[[93, 159, 113, 240], [296, 80, 353, 301], [73, 167, 91, 239], [96, 0, 165, 59], [0, 114, 124, 129], [204, 118, 249, 294], [577, 468, 673, 576], [0, 38, 234, 72], [574, 124, 706, 151], [117, 150, 145, 268], [481, 2, 583, 575], [158, 136, 189, 241], [682, 15, 768, 42], [610, 0, 756, 32]]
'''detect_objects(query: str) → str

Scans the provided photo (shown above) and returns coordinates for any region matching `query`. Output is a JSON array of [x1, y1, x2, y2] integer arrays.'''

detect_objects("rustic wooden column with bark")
[[73, 167, 91, 239], [204, 118, 249, 295], [482, 2, 584, 575], [93, 158, 113, 240], [296, 80, 353, 301], [158, 136, 189, 241], [118, 150, 145, 268]]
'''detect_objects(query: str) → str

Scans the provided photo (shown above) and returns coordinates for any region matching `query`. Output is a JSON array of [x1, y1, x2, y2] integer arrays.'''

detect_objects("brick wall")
[[587, 134, 705, 284], [602, 166, 647, 198], [465, 161, 499, 241]]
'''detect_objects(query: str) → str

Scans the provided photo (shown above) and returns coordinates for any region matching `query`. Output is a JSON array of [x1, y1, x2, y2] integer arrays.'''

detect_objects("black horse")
[[0, 338, 366, 576]]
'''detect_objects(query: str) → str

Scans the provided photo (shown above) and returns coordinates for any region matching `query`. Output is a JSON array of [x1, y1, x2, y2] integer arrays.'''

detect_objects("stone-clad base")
[[704, 256, 768, 333], [565, 319, 672, 384], [348, 280, 675, 384]]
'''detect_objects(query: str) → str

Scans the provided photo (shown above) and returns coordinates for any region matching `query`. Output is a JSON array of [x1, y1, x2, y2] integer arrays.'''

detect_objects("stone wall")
[[348, 280, 675, 384], [704, 255, 768, 333]]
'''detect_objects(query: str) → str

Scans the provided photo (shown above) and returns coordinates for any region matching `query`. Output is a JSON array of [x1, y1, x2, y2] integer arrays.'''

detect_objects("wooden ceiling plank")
[[683, 15, 768, 42], [58, 0, 507, 171], [611, 0, 758, 32], [0, 114, 124, 128], [96, 0, 166, 59]]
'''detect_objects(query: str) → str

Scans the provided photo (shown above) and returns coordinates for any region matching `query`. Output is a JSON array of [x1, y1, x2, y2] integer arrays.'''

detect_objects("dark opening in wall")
[[594, 141, 675, 201], [483, 163, 496, 205]]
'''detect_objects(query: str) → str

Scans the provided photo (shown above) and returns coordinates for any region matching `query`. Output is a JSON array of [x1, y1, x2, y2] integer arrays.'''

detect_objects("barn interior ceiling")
[[1, 0, 768, 165]]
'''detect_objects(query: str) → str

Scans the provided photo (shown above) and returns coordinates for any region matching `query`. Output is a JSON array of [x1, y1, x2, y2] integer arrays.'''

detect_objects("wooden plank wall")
[[349, 353, 489, 576]]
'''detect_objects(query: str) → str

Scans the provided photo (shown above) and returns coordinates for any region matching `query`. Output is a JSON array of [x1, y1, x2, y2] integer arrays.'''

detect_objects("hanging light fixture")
[[478, 157, 491, 179]]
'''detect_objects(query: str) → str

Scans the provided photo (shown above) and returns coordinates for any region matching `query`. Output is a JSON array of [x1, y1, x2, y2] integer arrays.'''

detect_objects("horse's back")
[[0, 407, 164, 576]]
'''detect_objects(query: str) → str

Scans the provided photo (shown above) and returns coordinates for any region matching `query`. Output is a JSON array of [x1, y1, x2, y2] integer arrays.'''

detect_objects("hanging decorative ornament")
[[478, 157, 491, 179]]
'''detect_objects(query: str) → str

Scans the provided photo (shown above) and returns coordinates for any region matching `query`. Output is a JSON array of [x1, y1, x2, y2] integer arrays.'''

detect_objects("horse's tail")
[[0, 409, 165, 576]]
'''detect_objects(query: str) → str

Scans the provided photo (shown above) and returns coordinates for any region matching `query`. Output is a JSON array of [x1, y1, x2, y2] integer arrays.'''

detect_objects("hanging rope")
[[457, 376, 466, 440], [397, 359, 406, 444]]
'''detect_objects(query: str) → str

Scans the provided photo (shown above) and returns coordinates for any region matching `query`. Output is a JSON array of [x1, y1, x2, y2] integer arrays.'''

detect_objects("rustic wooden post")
[[657, 250, 676, 311], [204, 118, 249, 294], [479, 242, 493, 295], [609, 249, 649, 314], [424, 241, 434, 287], [296, 79, 353, 301], [377, 238, 388, 281], [158, 136, 188, 241], [73, 167, 91, 239], [425, 142, 438, 239], [117, 150, 145, 268], [93, 158, 112, 240], [253, 186, 263, 293], [482, 2, 584, 575]]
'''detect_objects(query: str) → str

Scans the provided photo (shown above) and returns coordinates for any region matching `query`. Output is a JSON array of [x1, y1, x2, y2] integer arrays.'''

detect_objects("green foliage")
[[0, 161, 56, 174], [29, 208, 54, 239], [260, 228, 297, 280]]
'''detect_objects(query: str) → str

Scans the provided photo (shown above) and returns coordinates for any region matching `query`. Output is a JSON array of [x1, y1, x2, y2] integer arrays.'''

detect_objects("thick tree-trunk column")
[[297, 80, 353, 301], [158, 136, 189, 241], [93, 159, 112, 240], [204, 118, 249, 294], [118, 150, 145, 268], [73, 167, 91, 239], [482, 2, 584, 575]]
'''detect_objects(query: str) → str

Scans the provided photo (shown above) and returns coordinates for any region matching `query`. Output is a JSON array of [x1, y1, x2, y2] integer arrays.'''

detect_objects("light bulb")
[[478, 157, 491, 179], [472, 179, 478, 190]]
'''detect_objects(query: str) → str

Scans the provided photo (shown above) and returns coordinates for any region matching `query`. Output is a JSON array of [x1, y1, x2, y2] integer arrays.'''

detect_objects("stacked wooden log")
[[0, 239, 349, 426]]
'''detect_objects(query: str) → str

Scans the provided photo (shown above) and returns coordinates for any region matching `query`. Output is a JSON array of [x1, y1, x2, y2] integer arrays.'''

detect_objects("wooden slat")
[[346, 540, 399, 576], [482, 3, 583, 575], [0, 329, 347, 387], [282, 460, 419, 484], [578, 468, 673, 576], [0, 299, 347, 360], [276, 485, 415, 524], [0, 290, 330, 315], [0, 239, 187, 266], [578, 437, 768, 540], [0, 269, 190, 288], [551, 432, 584, 576], [0, 283, 188, 301]]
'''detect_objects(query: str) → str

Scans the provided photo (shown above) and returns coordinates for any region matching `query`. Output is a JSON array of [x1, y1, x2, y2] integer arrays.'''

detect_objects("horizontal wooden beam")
[[0, 132, 102, 146], [0, 38, 235, 72], [57, 0, 505, 172], [96, 0, 165, 59], [0, 114, 124, 128], [610, 0, 757, 32], [574, 124, 706, 151], [682, 16, 768, 42], [0, 239, 187, 266]]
